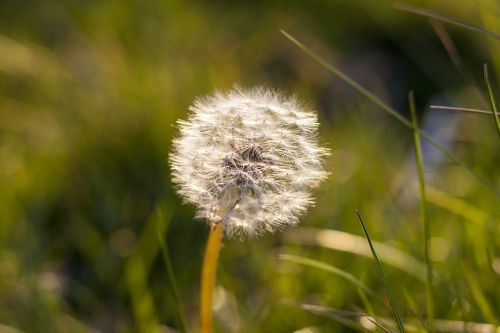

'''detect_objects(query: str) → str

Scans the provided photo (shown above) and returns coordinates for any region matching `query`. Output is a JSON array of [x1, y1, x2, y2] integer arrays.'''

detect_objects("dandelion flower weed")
[[170, 87, 329, 238]]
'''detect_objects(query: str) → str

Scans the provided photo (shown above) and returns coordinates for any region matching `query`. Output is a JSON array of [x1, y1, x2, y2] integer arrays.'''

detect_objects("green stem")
[[409, 91, 434, 332], [484, 63, 500, 138], [356, 210, 406, 333]]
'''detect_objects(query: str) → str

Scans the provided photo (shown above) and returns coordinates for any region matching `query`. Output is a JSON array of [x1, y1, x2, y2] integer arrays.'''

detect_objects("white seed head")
[[169, 87, 329, 238]]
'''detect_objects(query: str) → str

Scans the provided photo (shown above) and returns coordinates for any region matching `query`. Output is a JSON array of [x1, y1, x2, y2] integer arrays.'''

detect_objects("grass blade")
[[284, 227, 427, 281], [462, 265, 498, 324], [281, 29, 500, 199], [125, 256, 159, 333], [156, 208, 188, 333], [483, 63, 500, 138], [283, 300, 385, 332], [366, 317, 393, 333], [125, 210, 166, 332], [356, 210, 406, 333], [429, 20, 479, 93], [409, 91, 434, 332], [430, 105, 493, 115], [425, 185, 493, 225], [280, 30, 411, 128], [278, 254, 376, 298], [393, 3, 500, 40], [288, 301, 500, 333]]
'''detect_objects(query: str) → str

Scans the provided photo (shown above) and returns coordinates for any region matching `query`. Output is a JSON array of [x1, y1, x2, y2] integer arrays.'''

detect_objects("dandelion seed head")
[[170, 87, 329, 238]]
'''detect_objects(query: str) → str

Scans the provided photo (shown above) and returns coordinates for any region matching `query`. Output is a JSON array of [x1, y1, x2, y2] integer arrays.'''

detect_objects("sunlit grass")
[[0, 1, 499, 332]]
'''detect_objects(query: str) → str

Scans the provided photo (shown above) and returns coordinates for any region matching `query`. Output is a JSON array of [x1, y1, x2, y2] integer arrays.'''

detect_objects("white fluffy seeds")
[[170, 87, 328, 238]]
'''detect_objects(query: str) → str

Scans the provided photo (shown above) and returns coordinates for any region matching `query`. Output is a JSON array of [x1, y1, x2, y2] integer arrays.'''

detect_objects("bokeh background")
[[0, 0, 499, 332]]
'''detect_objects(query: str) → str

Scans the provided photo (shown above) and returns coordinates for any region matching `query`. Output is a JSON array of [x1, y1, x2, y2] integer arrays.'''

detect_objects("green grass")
[[0, 1, 499, 332], [281, 29, 500, 200]]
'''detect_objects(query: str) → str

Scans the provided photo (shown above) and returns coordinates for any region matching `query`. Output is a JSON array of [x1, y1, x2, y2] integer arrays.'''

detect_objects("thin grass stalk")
[[357, 287, 375, 317], [278, 254, 376, 298], [429, 21, 473, 85], [156, 210, 188, 333], [296, 301, 500, 333], [462, 265, 498, 324], [200, 224, 224, 333], [483, 63, 500, 138], [356, 210, 406, 333], [281, 29, 500, 199], [393, 3, 500, 40], [430, 105, 493, 115], [429, 21, 487, 105], [409, 91, 434, 332], [367, 317, 392, 333]]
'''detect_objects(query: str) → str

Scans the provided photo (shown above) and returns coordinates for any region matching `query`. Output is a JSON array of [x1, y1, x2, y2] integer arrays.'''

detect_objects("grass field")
[[0, 1, 499, 332]]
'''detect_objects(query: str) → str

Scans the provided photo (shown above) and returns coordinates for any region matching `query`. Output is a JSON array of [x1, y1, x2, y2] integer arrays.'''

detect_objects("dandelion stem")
[[200, 224, 224, 333], [409, 91, 434, 332]]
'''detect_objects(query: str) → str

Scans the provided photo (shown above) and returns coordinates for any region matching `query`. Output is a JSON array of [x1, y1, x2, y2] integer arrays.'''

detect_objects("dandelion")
[[170, 87, 328, 333], [170, 87, 328, 238]]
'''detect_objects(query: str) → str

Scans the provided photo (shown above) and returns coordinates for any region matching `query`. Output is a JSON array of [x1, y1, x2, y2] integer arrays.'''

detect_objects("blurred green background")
[[0, 0, 499, 332]]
